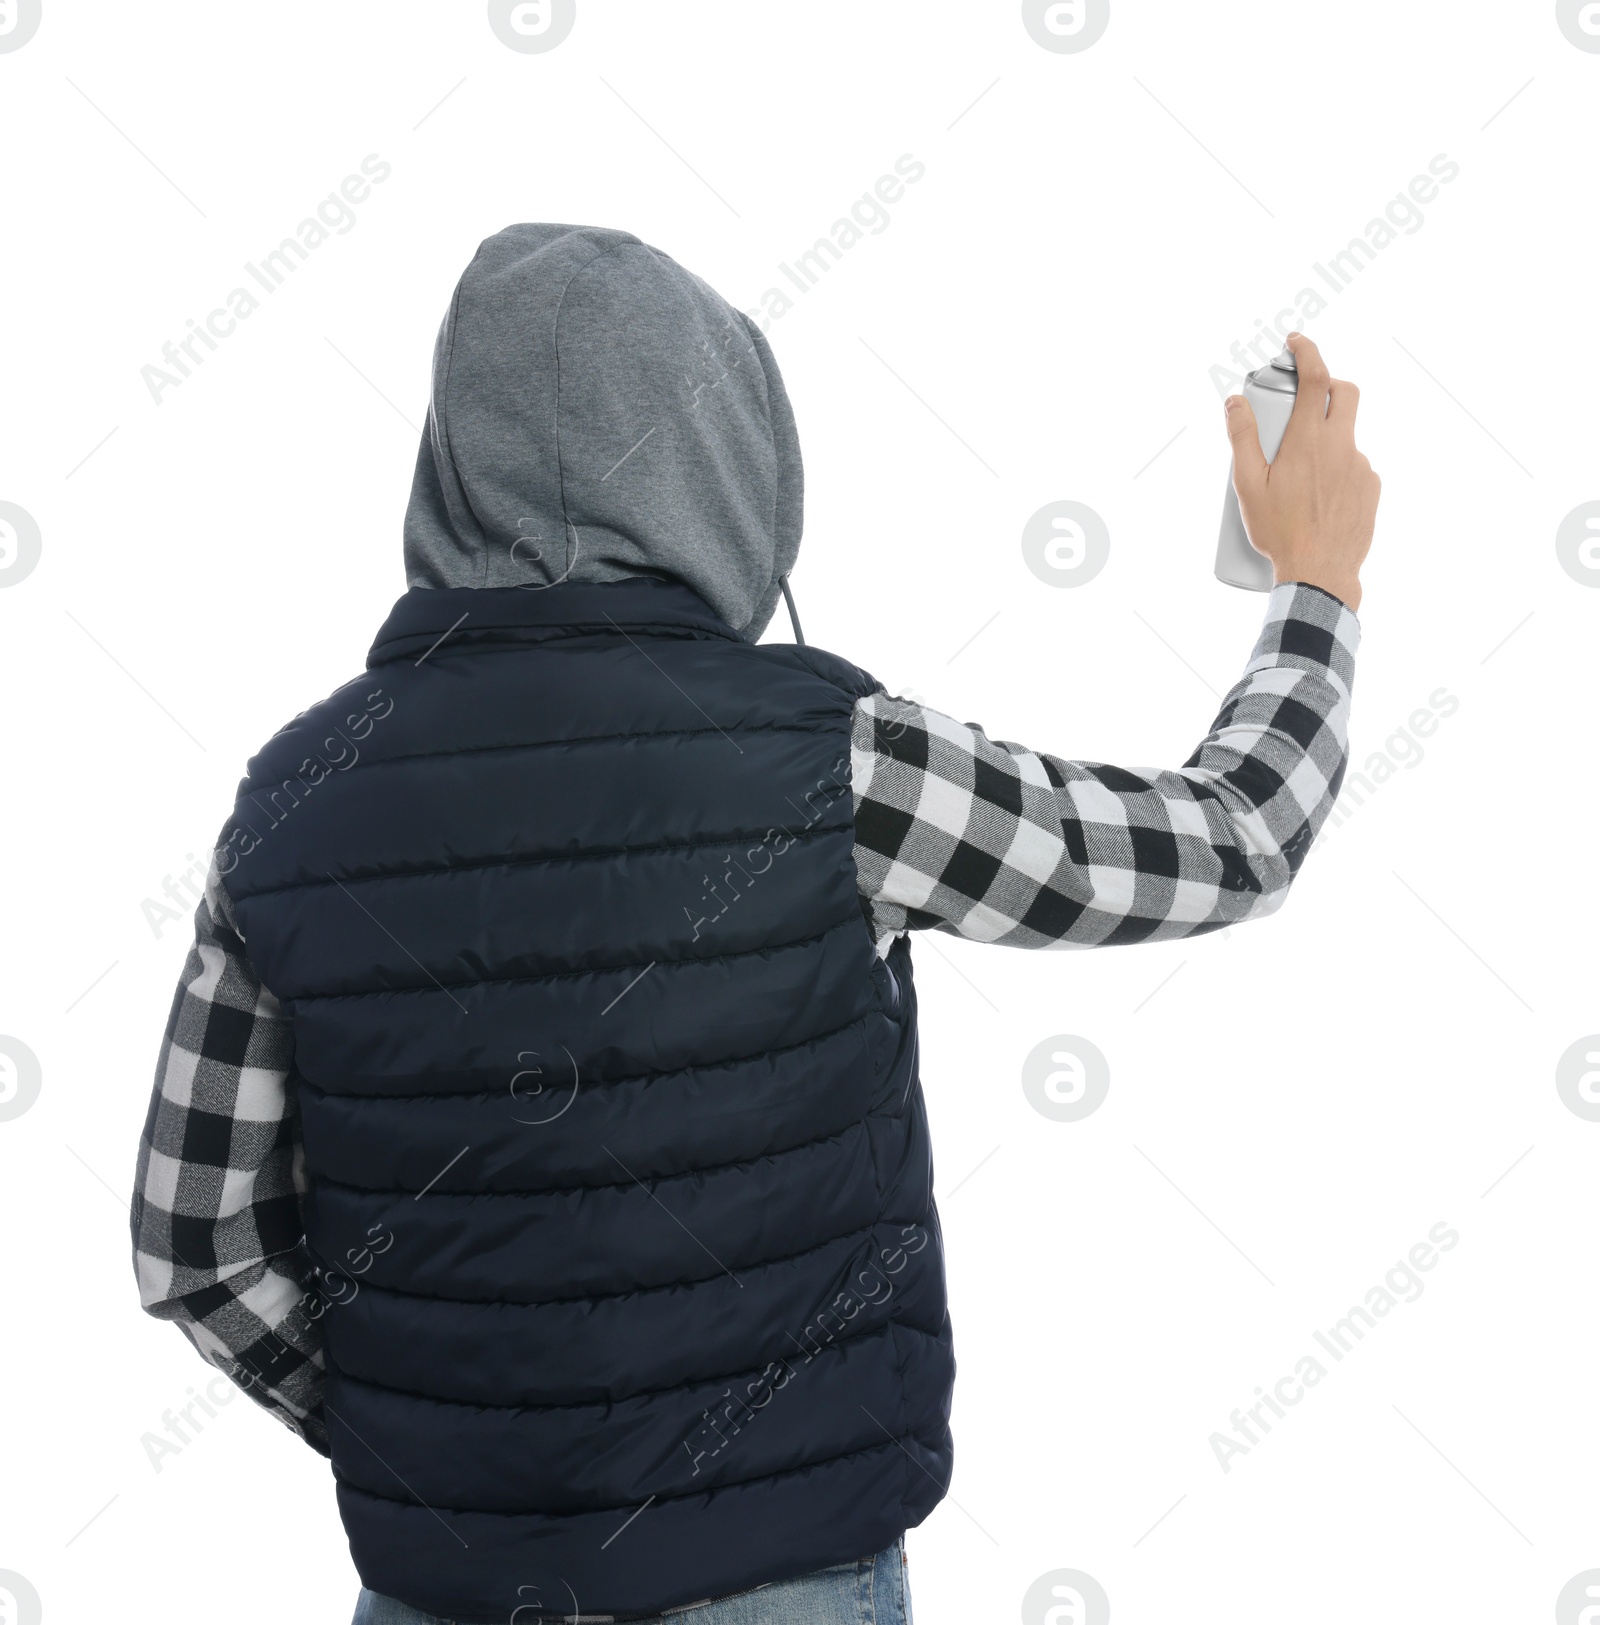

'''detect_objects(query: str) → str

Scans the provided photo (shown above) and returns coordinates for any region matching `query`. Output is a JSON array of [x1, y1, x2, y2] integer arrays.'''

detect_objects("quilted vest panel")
[[222, 580, 954, 1622]]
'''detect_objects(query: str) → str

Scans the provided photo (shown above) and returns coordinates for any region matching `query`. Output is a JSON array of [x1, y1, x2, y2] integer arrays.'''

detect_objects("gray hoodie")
[[403, 223, 803, 639]]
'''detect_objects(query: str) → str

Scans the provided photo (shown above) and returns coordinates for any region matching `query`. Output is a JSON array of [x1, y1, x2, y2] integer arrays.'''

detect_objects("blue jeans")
[[351, 1538, 912, 1624]]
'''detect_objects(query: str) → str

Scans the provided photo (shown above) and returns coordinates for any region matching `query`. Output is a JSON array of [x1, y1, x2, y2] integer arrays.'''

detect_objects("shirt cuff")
[[1251, 581, 1361, 698]]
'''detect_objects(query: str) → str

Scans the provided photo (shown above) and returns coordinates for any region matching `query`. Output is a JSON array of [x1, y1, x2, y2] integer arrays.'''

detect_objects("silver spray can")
[[1215, 344, 1304, 592]]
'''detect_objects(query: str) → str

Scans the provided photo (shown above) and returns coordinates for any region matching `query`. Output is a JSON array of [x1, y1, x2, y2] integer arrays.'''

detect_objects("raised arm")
[[852, 333, 1378, 952], [851, 582, 1357, 949]]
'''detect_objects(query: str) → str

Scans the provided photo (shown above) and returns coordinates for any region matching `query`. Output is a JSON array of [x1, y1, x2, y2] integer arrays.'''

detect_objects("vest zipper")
[[660, 1577, 775, 1615]]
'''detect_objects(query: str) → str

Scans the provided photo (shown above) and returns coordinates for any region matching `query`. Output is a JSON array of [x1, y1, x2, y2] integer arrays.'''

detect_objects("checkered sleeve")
[[851, 581, 1358, 949], [131, 857, 329, 1455]]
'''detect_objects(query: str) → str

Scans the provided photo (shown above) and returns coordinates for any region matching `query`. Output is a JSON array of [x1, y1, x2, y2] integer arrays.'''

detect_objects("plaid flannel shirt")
[[132, 581, 1358, 1448]]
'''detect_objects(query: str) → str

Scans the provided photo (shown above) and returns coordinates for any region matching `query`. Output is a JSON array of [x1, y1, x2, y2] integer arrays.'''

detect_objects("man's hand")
[[1225, 333, 1379, 612]]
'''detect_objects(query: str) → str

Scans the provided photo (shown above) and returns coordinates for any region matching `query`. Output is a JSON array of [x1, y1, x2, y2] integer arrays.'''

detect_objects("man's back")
[[220, 577, 953, 1617]]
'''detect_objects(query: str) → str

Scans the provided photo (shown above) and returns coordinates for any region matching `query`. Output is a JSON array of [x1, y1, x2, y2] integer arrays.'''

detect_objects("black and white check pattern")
[[131, 871, 328, 1453], [132, 580, 1356, 1445], [852, 582, 1357, 948]]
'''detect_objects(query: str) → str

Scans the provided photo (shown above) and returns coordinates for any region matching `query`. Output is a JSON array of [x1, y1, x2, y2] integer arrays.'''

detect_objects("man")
[[132, 224, 1377, 1625]]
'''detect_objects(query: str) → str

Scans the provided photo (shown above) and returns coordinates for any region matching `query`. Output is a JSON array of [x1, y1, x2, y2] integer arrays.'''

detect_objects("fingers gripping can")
[[1215, 345, 1300, 591]]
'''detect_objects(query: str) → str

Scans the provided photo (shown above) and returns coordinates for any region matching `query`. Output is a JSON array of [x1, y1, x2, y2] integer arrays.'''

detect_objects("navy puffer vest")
[[222, 580, 954, 1622]]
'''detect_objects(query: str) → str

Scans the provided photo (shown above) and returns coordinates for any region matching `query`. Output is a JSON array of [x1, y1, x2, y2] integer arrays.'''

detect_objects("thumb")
[[1225, 396, 1267, 481]]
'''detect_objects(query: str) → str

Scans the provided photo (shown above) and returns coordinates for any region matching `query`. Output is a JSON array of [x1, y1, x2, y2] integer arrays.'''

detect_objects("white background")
[[1, 3, 1597, 1622]]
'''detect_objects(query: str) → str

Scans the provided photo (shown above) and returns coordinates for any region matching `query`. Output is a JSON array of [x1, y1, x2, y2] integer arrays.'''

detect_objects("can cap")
[[1247, 344, 1299, 395]]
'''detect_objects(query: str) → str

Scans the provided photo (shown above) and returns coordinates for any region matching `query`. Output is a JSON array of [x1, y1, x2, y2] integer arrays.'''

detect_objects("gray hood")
[[403, 223, 803, 639]]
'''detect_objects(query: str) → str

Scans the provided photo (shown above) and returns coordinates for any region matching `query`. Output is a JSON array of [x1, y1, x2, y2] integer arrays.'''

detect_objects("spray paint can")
[[1215, 345, 1311, 591]]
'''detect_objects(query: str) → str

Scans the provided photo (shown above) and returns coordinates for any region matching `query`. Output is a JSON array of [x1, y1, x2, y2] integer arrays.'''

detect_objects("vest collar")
[[367, 579, 745, 668]]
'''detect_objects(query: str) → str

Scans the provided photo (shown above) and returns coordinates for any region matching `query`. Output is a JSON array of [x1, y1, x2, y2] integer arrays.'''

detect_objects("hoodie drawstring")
[[779, 575, 805, 645]]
